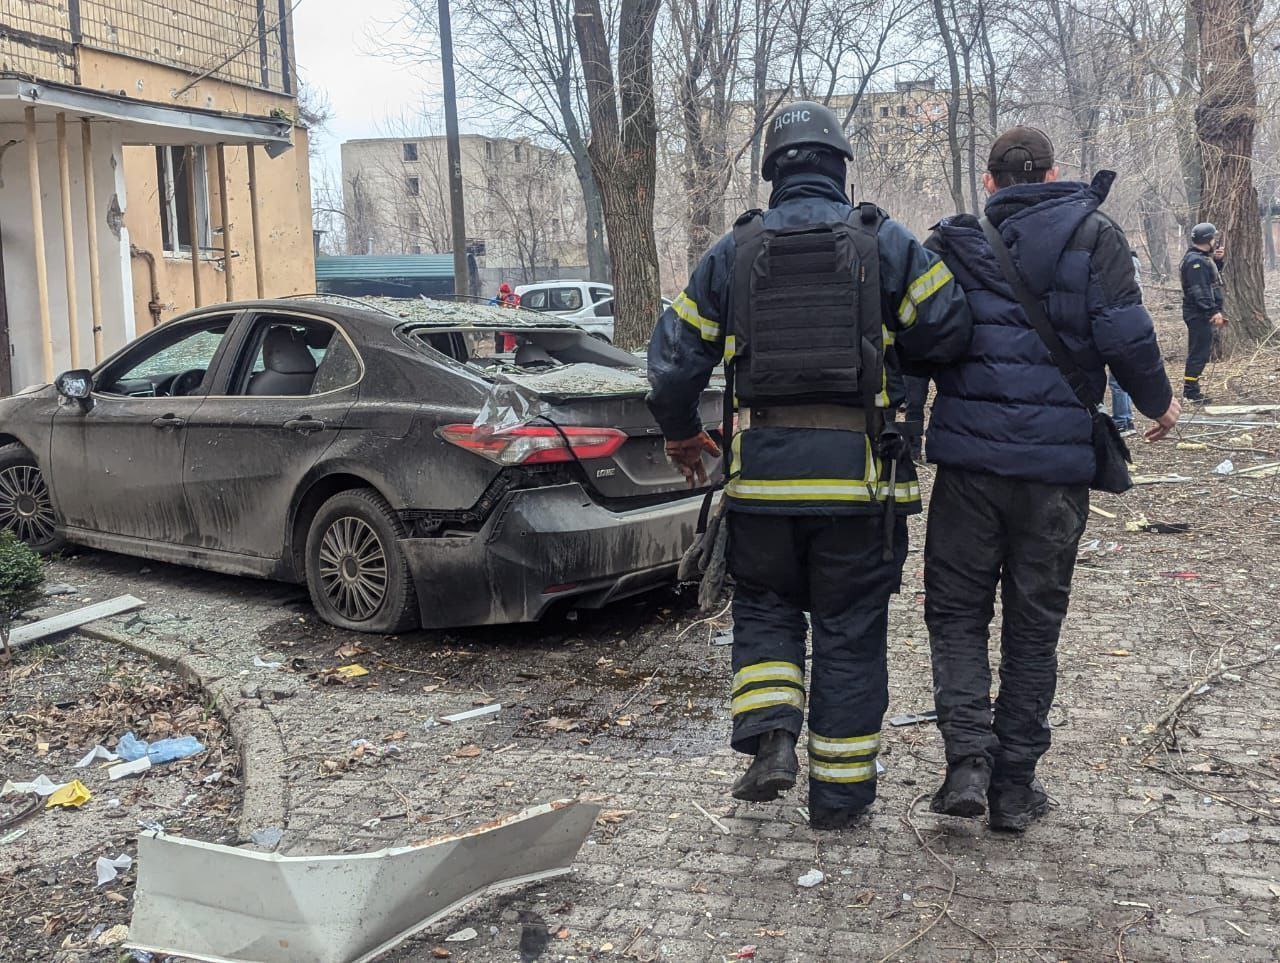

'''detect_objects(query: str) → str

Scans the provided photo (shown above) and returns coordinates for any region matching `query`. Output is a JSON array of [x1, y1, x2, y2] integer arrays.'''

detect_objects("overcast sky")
[[293, 0, 444, 188]]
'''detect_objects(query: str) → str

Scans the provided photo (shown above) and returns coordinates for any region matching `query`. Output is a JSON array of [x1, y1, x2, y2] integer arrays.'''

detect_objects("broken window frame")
[[156, 146, 212, 259]]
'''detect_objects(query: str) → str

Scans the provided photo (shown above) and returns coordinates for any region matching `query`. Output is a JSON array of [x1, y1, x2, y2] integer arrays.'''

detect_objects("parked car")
[[515, 281, 671, 343], [0, 297, 722, 632]]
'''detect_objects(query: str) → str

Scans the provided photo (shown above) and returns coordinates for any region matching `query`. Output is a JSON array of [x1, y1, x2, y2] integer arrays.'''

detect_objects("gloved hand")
[[664, 431, 721, 487]]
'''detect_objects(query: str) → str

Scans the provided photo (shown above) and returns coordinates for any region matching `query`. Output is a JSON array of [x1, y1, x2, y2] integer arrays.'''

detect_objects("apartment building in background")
[[340, 134, 587, 288], [0, 0, 313, 391]]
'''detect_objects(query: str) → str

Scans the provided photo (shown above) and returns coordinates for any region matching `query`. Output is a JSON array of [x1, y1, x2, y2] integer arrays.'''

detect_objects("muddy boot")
[[930, 756, 991, 818], [731, 729, 798, 802], [988, 777, 1049, 832], [809, 804, 867, 831]]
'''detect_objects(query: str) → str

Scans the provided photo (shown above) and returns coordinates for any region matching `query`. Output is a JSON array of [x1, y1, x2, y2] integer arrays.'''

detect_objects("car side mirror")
[[55, 369, 94, 410]]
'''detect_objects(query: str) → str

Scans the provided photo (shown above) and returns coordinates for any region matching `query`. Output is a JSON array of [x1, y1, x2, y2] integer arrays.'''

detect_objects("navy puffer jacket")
[[923, 175, 1173, 485]]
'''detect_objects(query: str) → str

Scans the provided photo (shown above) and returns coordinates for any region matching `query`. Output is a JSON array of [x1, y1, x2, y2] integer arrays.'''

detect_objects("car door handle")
[[283, 417, 325, 435], [152, 414, 186, 429]]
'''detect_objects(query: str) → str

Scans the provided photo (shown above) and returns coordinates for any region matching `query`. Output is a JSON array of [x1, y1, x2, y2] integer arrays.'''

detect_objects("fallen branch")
[[876, 793, 956, 963], [1142, 763, 1278, 823], [1142, 653, 1274, 752], [691, 801, 730, 835], [1115, 910, 1152, 963], [675, 599, 731, 641]]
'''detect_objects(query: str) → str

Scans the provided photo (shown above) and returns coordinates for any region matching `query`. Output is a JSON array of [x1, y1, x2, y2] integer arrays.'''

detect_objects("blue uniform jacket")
[[1180, 247, 1224, 323], [646, 173, 972, 515]]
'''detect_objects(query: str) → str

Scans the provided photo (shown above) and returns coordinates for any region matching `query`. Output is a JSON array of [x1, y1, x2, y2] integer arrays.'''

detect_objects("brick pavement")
[[46, 418, 1280, 962]]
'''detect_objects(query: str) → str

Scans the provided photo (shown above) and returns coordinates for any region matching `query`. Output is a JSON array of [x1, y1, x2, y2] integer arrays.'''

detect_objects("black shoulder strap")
[[980, 216, 1100, 410]]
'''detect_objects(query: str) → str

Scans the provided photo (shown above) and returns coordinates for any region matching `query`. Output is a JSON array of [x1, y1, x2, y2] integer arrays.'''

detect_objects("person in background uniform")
[[1180, 223, 1227, 403], [922, 126, 1179, 831], [647, 101, 971, 830]]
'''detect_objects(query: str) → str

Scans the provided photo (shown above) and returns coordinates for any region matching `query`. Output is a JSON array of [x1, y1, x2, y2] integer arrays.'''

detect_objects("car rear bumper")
[[399, 482, 705, 628]]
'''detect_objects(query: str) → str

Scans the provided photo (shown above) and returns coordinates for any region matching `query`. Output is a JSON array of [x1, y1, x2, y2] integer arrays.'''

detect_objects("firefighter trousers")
[[924, 467, 1088, 782], [727, 511, 908, 812]]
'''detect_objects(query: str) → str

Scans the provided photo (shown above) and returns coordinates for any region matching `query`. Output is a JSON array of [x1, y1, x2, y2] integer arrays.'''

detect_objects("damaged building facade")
[[0, 0, 314, 392], [340, 134, 587, 288]]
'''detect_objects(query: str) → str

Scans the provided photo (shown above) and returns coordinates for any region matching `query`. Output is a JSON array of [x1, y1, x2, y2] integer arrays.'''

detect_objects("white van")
[[515, 280, 670, 343]]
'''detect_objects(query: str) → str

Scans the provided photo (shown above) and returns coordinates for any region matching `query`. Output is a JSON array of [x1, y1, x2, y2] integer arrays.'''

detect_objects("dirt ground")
[[0, 302, 1277, 961], [0, 637, 242, 961]]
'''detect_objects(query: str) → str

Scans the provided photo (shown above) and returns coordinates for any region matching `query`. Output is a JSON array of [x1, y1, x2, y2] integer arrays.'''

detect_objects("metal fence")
[[0, 0, 293, 94]]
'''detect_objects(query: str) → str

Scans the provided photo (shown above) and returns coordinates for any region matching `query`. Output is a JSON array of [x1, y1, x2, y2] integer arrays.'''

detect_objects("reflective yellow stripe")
[[731, 687, 805, 716], [811, 760, 877, 783], [809, 732, 880, 757], [882, 325, 896, 346], [726, 478, 920, 502], [730, 431, 742, 474], [732, 660, 804, 693], [673, 291, 720, 341], [724, 334, 737, 361], [897, 261, 954, 328]]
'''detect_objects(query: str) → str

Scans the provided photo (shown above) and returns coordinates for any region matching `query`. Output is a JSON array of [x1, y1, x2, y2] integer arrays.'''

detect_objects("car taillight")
[[439, 423, 628, 466]]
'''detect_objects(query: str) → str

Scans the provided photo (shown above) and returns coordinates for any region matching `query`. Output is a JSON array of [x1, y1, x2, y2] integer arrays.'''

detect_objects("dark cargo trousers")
[[923, 467, 1088, 781], [727, 512, 908, 811], [1183, 315, 1214, 397]]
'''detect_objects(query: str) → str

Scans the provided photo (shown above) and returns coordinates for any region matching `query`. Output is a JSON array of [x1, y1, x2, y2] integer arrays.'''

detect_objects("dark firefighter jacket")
[[924, 176, 1174, 486], [646, 172, 972, 515], [1180, 247, 1225, 323]]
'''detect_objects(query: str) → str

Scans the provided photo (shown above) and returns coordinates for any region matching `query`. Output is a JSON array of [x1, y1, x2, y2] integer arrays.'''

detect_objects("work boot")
[[929, 756, 991, 818], [731, 729, 798, 802], [809, 804, 867, 831], [988, 777, 1049, 832]]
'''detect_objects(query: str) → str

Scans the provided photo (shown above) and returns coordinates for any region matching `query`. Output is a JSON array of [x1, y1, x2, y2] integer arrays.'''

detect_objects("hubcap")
[[317, 516, 388, 621], [0, 464, 56, 546]]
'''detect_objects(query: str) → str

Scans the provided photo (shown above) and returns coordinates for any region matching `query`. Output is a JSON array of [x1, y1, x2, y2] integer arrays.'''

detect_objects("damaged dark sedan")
[[0, 297, 721, 632]]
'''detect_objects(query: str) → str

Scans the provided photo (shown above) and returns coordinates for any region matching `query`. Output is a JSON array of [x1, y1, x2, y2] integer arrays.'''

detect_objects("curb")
[[80, 625, 290, 842]]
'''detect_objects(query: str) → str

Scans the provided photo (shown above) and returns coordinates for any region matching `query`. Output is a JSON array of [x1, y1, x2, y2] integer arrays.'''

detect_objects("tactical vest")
[[730, 204, 885, 410]]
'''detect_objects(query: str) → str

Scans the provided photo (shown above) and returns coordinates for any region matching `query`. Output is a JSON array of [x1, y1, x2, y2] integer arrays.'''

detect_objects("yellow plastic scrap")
[[45, 779, 91, 809], [335, 664, 370, 680]]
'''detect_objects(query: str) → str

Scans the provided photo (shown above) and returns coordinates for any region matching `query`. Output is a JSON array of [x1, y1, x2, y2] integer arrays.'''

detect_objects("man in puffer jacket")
[[921, 126, 1181, 831]]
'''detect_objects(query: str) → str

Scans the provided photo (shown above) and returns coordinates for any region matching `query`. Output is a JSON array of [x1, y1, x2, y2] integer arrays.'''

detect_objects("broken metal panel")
[[127, 800, 600, 963], [12, 594, 144, 651]]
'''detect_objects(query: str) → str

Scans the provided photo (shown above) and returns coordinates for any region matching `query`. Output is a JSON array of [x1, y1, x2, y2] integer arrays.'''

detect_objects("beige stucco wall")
[[78, 50, 314, 330]]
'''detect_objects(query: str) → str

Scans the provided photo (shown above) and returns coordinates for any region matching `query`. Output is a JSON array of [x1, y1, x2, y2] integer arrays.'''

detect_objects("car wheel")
[[0, 443, 63, 554], [304, 489, 419, 633]]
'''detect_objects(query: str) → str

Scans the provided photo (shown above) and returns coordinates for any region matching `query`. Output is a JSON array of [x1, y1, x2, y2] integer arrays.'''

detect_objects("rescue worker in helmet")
[[1180, 222, 1227, 404], [647, 102, 972, 829]]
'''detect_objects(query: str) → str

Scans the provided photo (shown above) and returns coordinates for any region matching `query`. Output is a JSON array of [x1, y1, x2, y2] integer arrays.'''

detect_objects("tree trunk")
[[1179, 0, 1203, 224], [570, 146, 610, 280], [931, 0, 966, 215], [1196, 0, 1270, 345], [573, 0, 662, 350]]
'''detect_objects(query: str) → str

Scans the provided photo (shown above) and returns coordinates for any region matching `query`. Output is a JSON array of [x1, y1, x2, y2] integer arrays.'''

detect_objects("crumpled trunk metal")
[[126, 800, 599, 963]]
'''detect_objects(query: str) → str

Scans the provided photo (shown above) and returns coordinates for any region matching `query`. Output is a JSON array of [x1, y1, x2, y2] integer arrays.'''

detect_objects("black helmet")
[[1191, 222, 1218, 244], [762, 101, 853, 182]]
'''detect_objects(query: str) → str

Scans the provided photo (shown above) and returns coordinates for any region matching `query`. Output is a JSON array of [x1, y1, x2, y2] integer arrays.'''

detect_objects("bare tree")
[[573, 0, 663, 349], [393, 0, 610, 281], [1195, 0, 1271, 342]]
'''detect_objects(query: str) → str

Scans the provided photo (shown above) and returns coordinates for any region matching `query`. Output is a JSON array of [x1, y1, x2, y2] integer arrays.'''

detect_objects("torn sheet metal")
[[126, 799, 600, 963], [12, 595, 145, 650]]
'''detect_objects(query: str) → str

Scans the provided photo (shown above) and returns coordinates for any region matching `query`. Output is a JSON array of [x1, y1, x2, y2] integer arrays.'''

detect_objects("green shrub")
[[0, 529, 44, 662]]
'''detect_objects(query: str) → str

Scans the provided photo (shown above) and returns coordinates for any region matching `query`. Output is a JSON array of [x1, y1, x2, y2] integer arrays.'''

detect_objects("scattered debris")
[[1211, 827, 1250, 845], [1203, 403, 1280, 415], [0, 827, 27, 845], [96, 923, 130, 946], [1176, 442, 1208, 451], [96, 853, 133, 885], [1079, 538, 1121, 556], [890, 710, 938, 727], [1237, 461, 1280, 479], [126, 801, 600, 963], [117, 731, 205, 765], [75, 745, 120, 767], [733, 946, 758, 959], [334, 663, 370, 680], [692, 801, 731, 835], [45, 779, 91, 808], [1131, 474, 1193, 485], [1125, 518, 1191, 534], [1159, 571, 1201, 580], [1213, 459, 1235, 475], [445, 927, 478, 942], [109, 757, 152, 781], [253, 655, 284, 669], [42, 582, 76, 596], [250, 826, 285, 849], [440, 704, 501, 724], [10, 594, 145, 651], [1088, 504, 1117, 519], [1, 773, 65, 796], [797, 869, 825, 888]]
